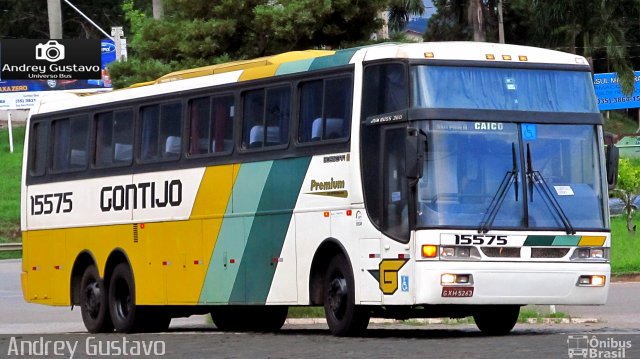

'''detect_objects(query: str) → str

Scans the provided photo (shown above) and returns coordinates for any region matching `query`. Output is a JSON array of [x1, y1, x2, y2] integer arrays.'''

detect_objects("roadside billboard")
[[593, 71, 640, 111]]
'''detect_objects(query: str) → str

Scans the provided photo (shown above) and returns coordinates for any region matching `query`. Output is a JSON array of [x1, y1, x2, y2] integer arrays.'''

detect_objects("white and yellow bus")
[[21, 42, 617, 336]]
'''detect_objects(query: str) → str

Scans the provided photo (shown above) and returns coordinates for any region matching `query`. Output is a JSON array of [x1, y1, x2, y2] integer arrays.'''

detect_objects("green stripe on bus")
[[275, 58, 314, 76], [230, 156, 311, 304], [523, 235, 555, 246], [308, 48, 358, 70], [552, 235, 580, 246], [199, 161, 273, 304]]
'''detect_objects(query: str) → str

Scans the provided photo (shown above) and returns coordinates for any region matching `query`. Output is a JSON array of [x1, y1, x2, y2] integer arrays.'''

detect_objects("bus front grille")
[[481, 247, 521, 258], [530, 247, 570, 258]]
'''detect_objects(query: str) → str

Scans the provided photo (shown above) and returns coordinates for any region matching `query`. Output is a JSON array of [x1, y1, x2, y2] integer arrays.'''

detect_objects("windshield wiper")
[[478, 143, 518, 234], [526, 144, 575, 235]]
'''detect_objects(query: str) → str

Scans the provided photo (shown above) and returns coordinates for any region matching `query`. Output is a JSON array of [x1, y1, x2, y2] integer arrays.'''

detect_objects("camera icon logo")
[[35, 40, 65, 62]]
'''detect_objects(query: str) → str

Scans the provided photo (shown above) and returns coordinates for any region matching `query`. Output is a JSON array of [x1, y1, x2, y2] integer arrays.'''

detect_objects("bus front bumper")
[[413, 261, 610, 305]]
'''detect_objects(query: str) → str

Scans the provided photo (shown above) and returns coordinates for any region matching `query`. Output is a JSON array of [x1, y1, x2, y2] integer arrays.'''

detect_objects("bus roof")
[[31, 42, 590, 116]]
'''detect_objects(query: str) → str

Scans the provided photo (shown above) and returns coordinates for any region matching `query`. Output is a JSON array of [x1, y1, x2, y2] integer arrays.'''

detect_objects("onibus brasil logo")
[[567, 335, 632, 358]]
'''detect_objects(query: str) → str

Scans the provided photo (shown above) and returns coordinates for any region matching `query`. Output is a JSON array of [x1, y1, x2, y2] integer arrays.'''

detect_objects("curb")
[[285, 317, 599, 325], [611, 274, 640, 282]]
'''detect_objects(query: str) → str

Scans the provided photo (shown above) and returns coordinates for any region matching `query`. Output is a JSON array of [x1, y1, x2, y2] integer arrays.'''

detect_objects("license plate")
[[441, 286, 474, 297]]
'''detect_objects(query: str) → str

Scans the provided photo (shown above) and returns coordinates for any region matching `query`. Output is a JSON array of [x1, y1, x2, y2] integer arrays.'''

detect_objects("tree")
[[387, 0, 425, 33], [0, 0, 126, 39], [108, 0, 387, 88], [425, 0, 636, 95], [614, 158, 640, 232], [424, 0, 499, 42], [512, 0, 635, 95]]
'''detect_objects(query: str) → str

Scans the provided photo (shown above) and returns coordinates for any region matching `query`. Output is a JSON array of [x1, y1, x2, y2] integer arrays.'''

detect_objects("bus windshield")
[[411, 66, 598, 113], [415, 120, 606, 231]]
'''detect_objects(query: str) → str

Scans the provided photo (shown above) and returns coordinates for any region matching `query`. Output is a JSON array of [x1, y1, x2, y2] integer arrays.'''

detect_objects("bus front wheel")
[[108, 263, 141, 333], [79, 265, 113, 333], [473, 305, 520, 335], [323, 255, 370, 336]]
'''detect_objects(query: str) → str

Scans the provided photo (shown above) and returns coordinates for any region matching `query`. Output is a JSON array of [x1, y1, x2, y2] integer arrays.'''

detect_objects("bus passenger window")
[[298, 76, 351, 143], [140, 102, 182, 161], [188, 95, 234, 156], [242, 87, 290, 149], [95, 110, 133, 167], [51, 116, 89, 172], [29, 122, 48, 176]]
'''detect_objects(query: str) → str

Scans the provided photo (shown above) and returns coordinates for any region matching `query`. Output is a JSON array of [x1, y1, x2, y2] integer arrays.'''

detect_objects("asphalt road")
[[1, 259, 639, 359]]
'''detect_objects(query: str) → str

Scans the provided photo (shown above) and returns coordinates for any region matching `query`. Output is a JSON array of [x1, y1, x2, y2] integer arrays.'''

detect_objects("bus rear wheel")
[[473, 305, 520, 335], [80, 265, 113, 333], [323, 255, 370, 336], [108, 263, 143, 333]]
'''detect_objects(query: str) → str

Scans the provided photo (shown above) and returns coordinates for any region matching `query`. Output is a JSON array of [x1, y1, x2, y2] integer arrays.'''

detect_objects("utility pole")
[[152, 0, 164, 19], [498, 0, 505, 43], [47, 0, 63, 39], [112, 27, 124, 61]]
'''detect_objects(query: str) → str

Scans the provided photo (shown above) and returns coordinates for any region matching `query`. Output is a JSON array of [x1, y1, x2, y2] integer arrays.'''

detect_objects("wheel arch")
[[103, 248, 132, 293], [308, 238, 353, 305], [70, 250, 98, 305]]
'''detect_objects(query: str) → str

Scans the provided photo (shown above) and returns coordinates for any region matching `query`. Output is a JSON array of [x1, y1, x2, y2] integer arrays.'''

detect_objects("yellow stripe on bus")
[[578, 236, 606, 246]]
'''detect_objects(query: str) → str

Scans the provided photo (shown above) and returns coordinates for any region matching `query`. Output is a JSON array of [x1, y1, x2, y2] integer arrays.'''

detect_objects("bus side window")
[[95, 110, 133, 167], [51, 116, 89, 172], [140, 102, 182, 161], [189, 95, 234, 156], [29, 122, 48, 177], [298, 76, 351, 143], [362, 63, 407, 119], [243, 87, 290, 149]]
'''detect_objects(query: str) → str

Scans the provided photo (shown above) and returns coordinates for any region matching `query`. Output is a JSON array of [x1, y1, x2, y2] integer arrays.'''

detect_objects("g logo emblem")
[[379, 259, 408, 295]]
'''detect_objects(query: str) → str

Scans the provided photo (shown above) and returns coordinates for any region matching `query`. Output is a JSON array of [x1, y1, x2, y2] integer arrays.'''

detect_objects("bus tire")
[[473, 305, 520, 335], [323, 255, 370, 336], [210, 307, 238, 331], [251, 306, 288, 332], [108, 263, 141, 333], [79, 265, 113, 333]]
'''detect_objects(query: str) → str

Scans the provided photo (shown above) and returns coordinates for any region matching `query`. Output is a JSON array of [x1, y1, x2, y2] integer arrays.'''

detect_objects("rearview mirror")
[[605, 144, 619, 190], [406, 127, 426, 180]]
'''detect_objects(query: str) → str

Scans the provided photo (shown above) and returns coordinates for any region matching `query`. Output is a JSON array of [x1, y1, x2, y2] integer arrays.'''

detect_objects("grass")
[[603, 111, 639, 135], [288, 306, 325, 318], [0, 125, 25, 243], [610, 212, 640, 274], [517, 308, 567, 324], [0, 251, 21, 260]]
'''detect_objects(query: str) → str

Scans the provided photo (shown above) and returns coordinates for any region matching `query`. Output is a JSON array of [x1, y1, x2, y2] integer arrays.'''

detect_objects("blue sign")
[[401, 275, 409, 292], [593, 72, 640, 111], [522, 124, 537, 141]]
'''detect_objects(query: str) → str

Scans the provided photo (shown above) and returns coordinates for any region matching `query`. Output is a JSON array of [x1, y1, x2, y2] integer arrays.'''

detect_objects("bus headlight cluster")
[[440, 246, 481, 260], [571, 247, 609, 261]]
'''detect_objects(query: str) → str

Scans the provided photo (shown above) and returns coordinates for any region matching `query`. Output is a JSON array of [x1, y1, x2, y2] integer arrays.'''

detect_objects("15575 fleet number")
[[30, 192, 73, 215], [454, 234, 507, 246]]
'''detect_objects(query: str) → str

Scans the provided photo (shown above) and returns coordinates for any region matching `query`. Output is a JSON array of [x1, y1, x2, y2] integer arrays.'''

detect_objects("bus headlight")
[[571, 248, 609, 261], [439, 246, 480, 260]]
